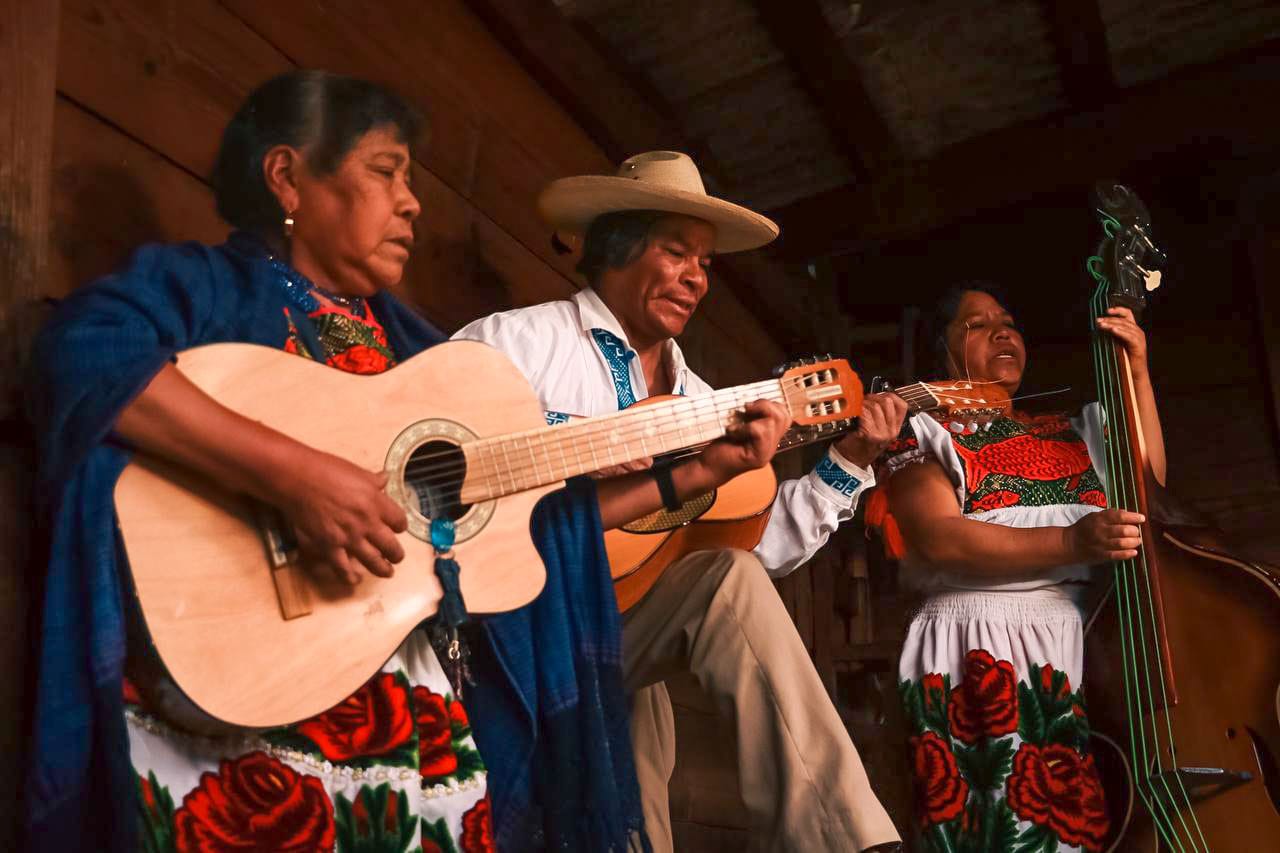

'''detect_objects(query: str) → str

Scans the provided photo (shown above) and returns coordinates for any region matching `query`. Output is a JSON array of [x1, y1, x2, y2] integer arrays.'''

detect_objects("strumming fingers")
[[352, 540, 395, 578], [326, 548, 362, 585]]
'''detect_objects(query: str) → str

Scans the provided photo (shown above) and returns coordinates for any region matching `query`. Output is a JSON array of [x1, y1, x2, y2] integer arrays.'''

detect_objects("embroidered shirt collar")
[[572, 288, 691, 395]]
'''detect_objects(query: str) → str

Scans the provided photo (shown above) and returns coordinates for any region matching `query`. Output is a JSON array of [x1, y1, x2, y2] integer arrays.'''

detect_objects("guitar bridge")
[[256, 507, 313, 620]]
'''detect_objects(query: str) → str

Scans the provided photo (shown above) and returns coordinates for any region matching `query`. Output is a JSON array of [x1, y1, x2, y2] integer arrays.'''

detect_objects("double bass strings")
[[1091, 285, 1182, 851], [1091, 268, 1207, 849]]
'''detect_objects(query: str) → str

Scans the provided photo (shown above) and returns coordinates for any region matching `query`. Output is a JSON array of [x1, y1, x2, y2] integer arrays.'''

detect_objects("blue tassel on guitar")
[[429, 518, 472, 696]]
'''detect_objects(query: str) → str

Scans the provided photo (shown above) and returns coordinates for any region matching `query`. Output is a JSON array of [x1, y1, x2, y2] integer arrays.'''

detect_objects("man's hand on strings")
[[834, 392, 910, 468], [693, 399, 790, 486]]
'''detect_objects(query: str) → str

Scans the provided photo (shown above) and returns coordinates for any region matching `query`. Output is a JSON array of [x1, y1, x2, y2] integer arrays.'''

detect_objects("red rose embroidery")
[[921, 673, 945, 714], [1079, 489, 1107, 507], [1040, 664, 1071, 698], [1006, 743, 1110, 851], [138, 774, 156, 813], [413, 686, 459, 780], [449, 697, 470, 729], [295, 672, 415, 762], [173, 751, 334, 851], [948, 649, 1019, 744], [971, 489, 1021, 512], [909, 732, 968, 826], [122, 677, 142, 706], [460, 796, 496, 852], [328, 344, 392, 375]]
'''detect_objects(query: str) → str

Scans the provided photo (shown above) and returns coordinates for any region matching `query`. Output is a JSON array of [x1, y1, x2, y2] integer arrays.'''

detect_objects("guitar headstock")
[[1088, 182, 1166, 317], [922, 379, 1012, 434], [774, 355, 864, 427]]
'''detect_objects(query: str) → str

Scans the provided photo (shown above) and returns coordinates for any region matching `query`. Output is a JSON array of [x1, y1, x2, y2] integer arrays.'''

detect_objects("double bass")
[[1082, 182, 1280, 850]]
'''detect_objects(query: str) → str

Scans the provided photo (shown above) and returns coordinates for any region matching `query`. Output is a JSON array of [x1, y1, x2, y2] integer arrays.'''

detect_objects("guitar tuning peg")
[[965, 421, 978, 434], [984, 422, 994, 431], [950, 421, 965, 434]]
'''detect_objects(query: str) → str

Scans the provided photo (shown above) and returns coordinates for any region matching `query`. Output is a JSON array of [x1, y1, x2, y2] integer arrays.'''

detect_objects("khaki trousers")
[[621, 549, 900, 853]]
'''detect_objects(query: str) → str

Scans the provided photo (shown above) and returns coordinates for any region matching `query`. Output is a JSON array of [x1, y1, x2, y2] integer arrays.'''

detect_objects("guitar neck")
[[776, 380, 940, 452], [461, 378, 791, 502]]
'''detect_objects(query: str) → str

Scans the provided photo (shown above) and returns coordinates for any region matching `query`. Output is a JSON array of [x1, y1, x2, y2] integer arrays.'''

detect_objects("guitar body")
[[1084, 495, 1280, 850], [608, 463, 777, 611], [116, 341, 556, 729], [602, 393, 779, 611]]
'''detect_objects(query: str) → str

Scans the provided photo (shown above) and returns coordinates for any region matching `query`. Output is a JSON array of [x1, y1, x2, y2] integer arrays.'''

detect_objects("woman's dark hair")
[[927, 280, 1018, 375], [212, 70, 424, 238], [575, 209, 669, 284]]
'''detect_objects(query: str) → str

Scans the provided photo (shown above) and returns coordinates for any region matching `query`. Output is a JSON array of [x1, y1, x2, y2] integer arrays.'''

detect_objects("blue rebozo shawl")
[[24, 234, 646, 852]]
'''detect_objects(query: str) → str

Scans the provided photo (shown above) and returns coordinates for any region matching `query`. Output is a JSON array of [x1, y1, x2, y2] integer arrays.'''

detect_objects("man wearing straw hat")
[[453, 151, 906, 852]]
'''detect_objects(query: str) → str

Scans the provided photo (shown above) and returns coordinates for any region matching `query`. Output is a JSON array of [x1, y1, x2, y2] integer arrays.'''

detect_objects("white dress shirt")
[[451, 288, 874, 577]]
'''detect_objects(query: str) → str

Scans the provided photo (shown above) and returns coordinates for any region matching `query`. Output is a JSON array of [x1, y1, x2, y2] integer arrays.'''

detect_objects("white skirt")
[[899, 586, 1085, 687]]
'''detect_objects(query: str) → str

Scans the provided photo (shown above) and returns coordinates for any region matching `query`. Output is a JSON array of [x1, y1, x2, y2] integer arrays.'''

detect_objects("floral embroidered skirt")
[[126, 629, 492, 852], [898, 587, 1110, 853]]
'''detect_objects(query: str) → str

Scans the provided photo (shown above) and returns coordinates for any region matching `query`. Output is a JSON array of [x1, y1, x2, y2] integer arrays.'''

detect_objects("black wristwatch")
[[650, 463, 682, 511]]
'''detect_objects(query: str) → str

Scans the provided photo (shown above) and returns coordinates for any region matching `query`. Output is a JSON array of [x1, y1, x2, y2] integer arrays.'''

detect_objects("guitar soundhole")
[[404, 440, 471, 522]]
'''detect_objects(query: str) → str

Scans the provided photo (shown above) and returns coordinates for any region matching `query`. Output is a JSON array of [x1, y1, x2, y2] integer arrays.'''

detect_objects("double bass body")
[[1085, 485, 1280, 851]]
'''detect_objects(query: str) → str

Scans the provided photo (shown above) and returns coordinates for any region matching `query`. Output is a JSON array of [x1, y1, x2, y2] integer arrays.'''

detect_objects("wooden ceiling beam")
[[748, 0, 898, 180], [1043, 0, 1116, 110], [767, 38, 1280, 260]]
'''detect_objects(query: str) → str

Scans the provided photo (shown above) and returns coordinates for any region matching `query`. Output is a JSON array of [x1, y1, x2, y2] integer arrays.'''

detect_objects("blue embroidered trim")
[[590, 328, 637, 409], [814, 452, 861, 498], [544, 411, 571, 426]]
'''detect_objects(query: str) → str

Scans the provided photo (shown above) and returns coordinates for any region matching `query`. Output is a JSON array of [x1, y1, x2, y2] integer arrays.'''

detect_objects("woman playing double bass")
[[872, 282, 1162, 852]]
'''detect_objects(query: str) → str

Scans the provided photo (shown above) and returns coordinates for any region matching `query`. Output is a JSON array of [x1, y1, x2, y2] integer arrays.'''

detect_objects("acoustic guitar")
[[115, 341, 861, 729], [608, 371, 1012, 611]]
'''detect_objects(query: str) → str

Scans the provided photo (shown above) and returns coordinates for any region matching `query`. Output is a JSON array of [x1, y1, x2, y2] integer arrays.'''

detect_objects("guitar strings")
[[397, 379, 1000, 495], [398, 379, 956, 493]]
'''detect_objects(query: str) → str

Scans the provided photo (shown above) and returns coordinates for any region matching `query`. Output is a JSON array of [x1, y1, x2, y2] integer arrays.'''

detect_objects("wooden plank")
[[1247, 210, 1280, 475], [49, 95, 228, 298], [58, 0, 290, 179], [749, 0, 898, 178], [1043, 0, 1116, 110], [768, 38, 1280, 258], [0, 1, 60, 844], [465, 0, 677, 163], [812, 551, 836, 697]]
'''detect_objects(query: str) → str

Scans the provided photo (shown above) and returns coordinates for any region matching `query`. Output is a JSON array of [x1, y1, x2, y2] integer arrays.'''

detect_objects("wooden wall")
[[49, 0, 782, 381], [2, 0, 792, 842]]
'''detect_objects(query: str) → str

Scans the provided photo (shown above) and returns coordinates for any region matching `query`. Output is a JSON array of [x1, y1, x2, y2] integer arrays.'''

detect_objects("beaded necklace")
[[265, 253, 367, 318]]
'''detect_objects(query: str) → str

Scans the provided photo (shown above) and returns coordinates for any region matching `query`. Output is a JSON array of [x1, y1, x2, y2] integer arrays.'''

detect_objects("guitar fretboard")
[[459, 378, 799, 503]]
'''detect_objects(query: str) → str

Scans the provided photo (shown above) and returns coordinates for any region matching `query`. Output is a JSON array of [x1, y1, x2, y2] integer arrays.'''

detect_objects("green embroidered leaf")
[[901, 678, 927, 734], [136, 772, 177, 853], [925, 820, 961, 853], [923, 675, 951, 736], [453, 744, 486, 783], [336, 784, 421, 853], [420, 817, 460, 853], [1046, 711, 1088, 749], [982, 798, 1019, 853], [1017, 682, 1046, 744], [1012, 823, 1051, 853], [953, 737, 1016, 792]]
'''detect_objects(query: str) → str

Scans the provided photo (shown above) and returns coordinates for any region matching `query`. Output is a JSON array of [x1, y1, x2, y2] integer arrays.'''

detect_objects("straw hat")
[[537, 151, 779, 253]]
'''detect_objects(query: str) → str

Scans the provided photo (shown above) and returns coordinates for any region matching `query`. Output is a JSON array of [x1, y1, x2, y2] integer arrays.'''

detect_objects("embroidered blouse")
[[880, 405, 1110, 592]]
